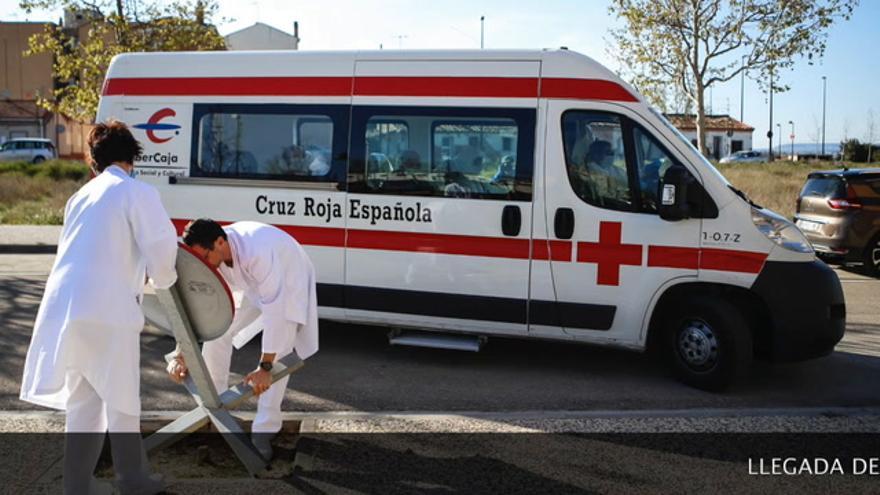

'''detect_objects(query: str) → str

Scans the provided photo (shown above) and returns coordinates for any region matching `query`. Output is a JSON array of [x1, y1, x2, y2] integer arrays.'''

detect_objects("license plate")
[[797, 219, 823, 233]]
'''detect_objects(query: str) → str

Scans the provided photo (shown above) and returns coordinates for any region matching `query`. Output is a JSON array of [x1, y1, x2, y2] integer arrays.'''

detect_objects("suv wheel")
[[863, 234, 880, 277], [32, 156, 45, 164], [663, 297, 753, 391]]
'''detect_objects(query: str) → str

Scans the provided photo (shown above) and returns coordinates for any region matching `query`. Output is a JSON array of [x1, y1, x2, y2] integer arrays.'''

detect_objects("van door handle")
[[554, 208, 574, 239], [501, 205, 521, 236]]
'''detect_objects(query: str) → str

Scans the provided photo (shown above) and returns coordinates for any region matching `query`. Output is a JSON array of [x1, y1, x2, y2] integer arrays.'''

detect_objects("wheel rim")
[[676, 319, 719, 371], [871, 241, 880, 270]]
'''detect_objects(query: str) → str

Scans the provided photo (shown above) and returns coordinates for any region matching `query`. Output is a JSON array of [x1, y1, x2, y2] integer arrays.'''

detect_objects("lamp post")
[[821, 76, 827, 156], [777, 123, 782, 159], [480, 16, 485, 49], [789, 120, 795, 160], [768, 66, 774, 160], [740, 56, 746, 123]]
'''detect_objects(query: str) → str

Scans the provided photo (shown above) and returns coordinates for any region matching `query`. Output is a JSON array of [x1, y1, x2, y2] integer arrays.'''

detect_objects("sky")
[[4, 0, 879, 146]]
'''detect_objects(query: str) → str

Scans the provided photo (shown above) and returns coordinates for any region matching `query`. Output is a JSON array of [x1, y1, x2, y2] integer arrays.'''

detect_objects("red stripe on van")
[[647, 246, 700, 269], [540, 78, 638, 102], [172, 218, 346, 247], [532, 239, 573, 261], [102, 77, 354, 96], [353, 77, 539, 98], [102, 76, 636, 102], [699, 248, 767, 274], [347, 228, 531, 259]]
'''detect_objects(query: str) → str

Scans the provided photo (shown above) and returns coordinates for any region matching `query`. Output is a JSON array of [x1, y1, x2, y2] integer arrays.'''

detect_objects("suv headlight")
[[751, 207, 813, 253]]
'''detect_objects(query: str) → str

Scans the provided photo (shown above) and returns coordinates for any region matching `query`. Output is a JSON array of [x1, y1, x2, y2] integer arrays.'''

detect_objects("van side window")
[[351, 106, 535, 201], [632, 126, 675, 213], [191, 104, 349, 184], [562, 112, 632, 211]]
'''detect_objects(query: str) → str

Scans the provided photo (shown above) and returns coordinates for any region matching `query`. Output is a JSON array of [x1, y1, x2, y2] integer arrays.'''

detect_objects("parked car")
[[0, 138, 57, 163], [719, 150, 766, 164], [794, 168, 880, 276]]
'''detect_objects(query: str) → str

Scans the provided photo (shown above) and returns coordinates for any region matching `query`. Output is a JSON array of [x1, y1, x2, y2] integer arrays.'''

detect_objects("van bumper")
[[751, 260, 846, 362]]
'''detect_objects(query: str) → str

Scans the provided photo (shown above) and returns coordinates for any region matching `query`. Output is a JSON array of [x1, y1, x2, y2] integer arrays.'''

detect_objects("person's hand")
[[167, 353, 188, 384], [244, 368, 272, 396]]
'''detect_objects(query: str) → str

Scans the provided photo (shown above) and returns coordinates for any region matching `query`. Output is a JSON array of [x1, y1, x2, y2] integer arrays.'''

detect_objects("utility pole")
[[777, 123, 782, 159], [789, 120, 795, 159], [480, 16, 485, 49], [740, 56, 746, 123], [821, 76, 827, 156], [768, 67, 774, 160]]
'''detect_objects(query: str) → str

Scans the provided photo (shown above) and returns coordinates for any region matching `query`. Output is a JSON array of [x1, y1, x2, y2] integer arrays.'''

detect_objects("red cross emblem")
[[577, 221, 643, 286]]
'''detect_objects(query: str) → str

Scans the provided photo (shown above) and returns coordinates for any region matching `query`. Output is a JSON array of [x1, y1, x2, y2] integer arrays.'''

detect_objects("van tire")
[[663, 297, 752, 391], [863, 234, 880, 278], [32, 156, 45, 164]]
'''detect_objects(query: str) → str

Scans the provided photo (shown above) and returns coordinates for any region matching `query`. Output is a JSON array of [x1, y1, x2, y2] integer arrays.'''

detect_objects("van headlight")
[[751, 207, 813, 253]]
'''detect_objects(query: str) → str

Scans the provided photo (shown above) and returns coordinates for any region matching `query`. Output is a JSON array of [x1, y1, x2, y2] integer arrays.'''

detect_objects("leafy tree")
[[20, 0, 227, 122], [608, 0, 858, 157]]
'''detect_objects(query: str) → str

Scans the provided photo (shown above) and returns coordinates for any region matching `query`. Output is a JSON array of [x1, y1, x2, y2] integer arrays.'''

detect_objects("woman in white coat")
[[19, 121, 178, 494]]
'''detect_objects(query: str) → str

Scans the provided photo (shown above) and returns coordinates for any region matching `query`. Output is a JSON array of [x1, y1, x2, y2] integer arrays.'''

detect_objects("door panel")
[[538, 100, 702, 346]]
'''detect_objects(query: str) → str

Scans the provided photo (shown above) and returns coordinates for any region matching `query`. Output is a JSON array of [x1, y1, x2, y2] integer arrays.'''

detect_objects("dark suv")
[[795, 168, 880, 276]]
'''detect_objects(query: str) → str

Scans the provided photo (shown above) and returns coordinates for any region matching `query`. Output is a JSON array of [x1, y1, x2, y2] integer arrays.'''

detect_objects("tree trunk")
[[695, 81, 708, 158]]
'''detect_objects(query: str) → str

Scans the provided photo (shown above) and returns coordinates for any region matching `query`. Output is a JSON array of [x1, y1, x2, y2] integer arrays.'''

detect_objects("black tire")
[[862, 234, 880, 278], [32, 155, 45, 164], [663, 297, 753, 391]]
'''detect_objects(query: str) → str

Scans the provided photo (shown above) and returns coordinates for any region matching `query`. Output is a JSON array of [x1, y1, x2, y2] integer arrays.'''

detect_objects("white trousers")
[[64, 372, 150, 494], [201, 313, 298, 434]]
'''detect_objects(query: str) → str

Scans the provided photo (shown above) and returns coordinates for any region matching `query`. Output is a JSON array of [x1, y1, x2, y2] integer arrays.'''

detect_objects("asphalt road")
[[1, 253, 878, 414]]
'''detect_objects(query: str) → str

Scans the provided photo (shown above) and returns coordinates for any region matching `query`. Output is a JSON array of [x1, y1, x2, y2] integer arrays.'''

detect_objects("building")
[[225, 22, 300, 51], [0, 18, 91, 158], [664, 114, 754, 160]]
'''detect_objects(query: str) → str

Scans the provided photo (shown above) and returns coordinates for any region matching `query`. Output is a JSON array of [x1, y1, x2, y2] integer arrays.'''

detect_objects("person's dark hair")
[[587, 140, 612, 164], [182, 219, 227, 250], [87, 120, 143, 172]]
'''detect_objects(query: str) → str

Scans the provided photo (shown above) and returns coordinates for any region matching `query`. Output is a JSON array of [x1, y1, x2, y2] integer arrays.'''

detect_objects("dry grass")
[[715, 161, 845, 219], [0, 160, 88, 225]]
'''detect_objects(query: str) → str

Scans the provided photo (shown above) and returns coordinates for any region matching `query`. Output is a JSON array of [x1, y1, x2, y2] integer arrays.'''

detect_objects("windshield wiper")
[[728, 185, 763, 209]]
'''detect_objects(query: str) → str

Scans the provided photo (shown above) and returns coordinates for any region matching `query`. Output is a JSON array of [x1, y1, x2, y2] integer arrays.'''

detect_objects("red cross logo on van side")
[[577, 222, 643, 286]]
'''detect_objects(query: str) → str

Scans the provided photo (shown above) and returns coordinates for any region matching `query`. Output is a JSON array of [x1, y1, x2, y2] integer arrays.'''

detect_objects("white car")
[[719, 150, 765, 164], [0, 138, 57, 163]]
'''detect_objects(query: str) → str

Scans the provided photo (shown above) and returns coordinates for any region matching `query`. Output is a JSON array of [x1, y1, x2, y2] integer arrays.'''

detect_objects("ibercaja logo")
[[134, 108, 181, 144]]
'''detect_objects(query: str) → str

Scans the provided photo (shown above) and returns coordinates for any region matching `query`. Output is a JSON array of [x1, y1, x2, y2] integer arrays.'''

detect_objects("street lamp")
[[767, 66, 774, 160], [480, 16, 485, 49], [821, 76, 827, 156], [776, 123, 782, 159], [740, 56, 746, 123], [789, 120, 795, 160]]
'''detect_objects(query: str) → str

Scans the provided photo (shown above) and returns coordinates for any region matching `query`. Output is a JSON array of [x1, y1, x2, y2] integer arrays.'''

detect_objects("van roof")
[[8, 137, 52, 142], [103, 49, 639, 102]]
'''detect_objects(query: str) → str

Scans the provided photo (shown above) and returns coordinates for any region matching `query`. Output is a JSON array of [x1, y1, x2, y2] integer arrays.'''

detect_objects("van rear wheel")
[[664, 298, 752, 391], [32, 156, 45, 164]]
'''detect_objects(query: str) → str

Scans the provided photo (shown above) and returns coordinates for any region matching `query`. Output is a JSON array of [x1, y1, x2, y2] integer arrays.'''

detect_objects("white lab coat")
[[218, 222, 319, 359], [19, 165, 178, 416]]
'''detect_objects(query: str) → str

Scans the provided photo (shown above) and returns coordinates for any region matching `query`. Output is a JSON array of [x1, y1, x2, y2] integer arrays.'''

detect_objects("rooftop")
[[665, 114, 754, 132]]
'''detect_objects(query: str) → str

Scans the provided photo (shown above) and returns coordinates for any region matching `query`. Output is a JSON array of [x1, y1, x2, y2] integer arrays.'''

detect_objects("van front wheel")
[[664, 298, 752, 391]]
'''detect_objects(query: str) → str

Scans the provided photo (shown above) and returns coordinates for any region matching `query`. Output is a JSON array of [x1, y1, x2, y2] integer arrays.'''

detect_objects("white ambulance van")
[[97, 49, 845, 390]]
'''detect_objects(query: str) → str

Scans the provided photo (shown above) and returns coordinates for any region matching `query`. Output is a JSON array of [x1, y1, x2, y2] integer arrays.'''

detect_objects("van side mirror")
[[659, 164, 694, 221]]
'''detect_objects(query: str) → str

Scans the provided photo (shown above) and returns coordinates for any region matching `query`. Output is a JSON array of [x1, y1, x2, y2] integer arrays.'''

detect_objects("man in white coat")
[[167, 218, 319, 459], [19, 121, 178, 494]]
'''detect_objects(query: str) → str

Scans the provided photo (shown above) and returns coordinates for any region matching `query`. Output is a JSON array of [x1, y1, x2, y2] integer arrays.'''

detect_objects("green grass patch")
[[0, 160, 89, 225]]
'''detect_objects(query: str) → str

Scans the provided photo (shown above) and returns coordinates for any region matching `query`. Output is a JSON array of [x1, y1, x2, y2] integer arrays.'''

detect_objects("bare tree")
[[608, 0, 858, 157]]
